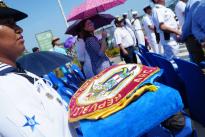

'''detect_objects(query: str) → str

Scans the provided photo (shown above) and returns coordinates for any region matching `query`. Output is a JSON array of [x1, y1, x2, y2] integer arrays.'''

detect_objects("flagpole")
[[56, 0, 69, 28]]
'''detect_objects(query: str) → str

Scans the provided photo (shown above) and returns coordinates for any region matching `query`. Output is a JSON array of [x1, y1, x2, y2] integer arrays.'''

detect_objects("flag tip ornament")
[[131, 11, 138, 15]]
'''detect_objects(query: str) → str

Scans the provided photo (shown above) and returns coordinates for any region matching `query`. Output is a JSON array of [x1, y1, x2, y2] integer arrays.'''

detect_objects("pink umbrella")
[[67, 0, 126, 22]]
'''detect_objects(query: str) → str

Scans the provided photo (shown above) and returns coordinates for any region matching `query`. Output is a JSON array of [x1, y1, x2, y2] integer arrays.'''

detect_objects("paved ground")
[[177, 43, 189, 60]]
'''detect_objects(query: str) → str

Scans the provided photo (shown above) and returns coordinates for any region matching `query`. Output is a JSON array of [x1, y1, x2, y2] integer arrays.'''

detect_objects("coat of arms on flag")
[[69, 64, 161, 122]]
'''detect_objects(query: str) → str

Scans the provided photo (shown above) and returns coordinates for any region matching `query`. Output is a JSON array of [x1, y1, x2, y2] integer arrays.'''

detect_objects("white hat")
[[132, 11, 138, 15], [122, 13, 128, 15], [115, 15, 120, 18]]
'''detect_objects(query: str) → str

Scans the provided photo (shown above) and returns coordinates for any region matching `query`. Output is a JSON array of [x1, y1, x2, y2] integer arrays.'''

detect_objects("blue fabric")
[[145, 52, 159, 67], [192, 0, 205, 42], [143, 126, 171, 137], [135, 51, 151, 66], [71, 64, 85, 81], [174, 58, 205, 126], [149, 54, 187, 107], [138, 44, 149, 53], [199, 61, 205, 68], [48, 72, 74, 104], [48, 72, 64, 88], [57, 86, 74, 103], [60, 66, 81, 87], [144, 115, 193, 137], [181, 0, 201, 41], [79, 82, 184, 137]]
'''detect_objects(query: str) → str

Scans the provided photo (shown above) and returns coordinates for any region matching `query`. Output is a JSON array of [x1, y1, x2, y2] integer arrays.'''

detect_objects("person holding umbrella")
[[75, 27, 94, 79], [66, 14, 115, 78], [0, 1, 76, 137], [80, 19, 110, 75]]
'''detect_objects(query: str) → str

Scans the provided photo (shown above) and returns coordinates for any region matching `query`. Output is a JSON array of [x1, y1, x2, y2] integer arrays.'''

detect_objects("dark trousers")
[[120, 46, 138, 64], [185, 35, 205, 64]]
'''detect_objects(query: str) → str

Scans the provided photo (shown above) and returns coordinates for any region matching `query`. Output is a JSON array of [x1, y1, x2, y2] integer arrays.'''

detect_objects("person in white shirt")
[[0, 2, 76, 137], [175, 0, 187, 28], [143, 6, 162, 54], [122, 13, 133, 29], [75, 30, 94, 79], [114, 17, 137, 63], [151, 0, 181, 60], [131, 11, 145, 46]]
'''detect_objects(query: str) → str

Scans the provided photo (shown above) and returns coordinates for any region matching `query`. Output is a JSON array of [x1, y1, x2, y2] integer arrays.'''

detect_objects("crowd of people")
[[30, 0, 205, 81], [0, 0, 205, 136], [74, 0, 204, 80]]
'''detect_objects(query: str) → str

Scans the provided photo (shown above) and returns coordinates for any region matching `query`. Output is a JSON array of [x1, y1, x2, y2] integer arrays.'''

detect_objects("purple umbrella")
[[65, 14, 115, 35]]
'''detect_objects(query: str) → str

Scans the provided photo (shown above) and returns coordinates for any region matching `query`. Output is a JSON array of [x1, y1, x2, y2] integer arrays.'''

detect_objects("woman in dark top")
[[80, 19, 110, 75]]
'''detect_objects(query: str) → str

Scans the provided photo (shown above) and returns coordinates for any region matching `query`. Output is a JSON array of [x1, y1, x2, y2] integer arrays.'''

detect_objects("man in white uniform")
[[151, 0, 181, 60], [114, 17, 137, 64], [122, 13, 133, 29], [131, 11, 145, 46], [142, 6, 161, 54], [175, 0, 187, 28], [0, 2, 77, 137]]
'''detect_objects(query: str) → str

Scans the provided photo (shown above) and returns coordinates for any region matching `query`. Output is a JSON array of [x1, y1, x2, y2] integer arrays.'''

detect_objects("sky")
[[4, 0, 152, 52]]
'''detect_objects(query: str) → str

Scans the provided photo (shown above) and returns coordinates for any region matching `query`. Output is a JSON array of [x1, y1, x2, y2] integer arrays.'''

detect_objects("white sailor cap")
[[122, 13, 128, 15], [132, 11, 138, 15], [115, 15, 120, 18], [115, 16, 124, 23]]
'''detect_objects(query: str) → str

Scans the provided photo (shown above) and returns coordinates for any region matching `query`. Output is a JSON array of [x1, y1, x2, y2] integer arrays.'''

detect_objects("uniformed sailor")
[[122, 13, 133, 29], [175, 0, 186, 28], [142, 5, 162, 54], [131, 11, 145, 46], [151, 0, 181, 60], [0, 1, 77, 137]]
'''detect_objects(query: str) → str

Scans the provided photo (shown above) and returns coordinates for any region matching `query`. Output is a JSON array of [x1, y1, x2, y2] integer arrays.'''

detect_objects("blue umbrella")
[[17, 51, 72, 76]]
